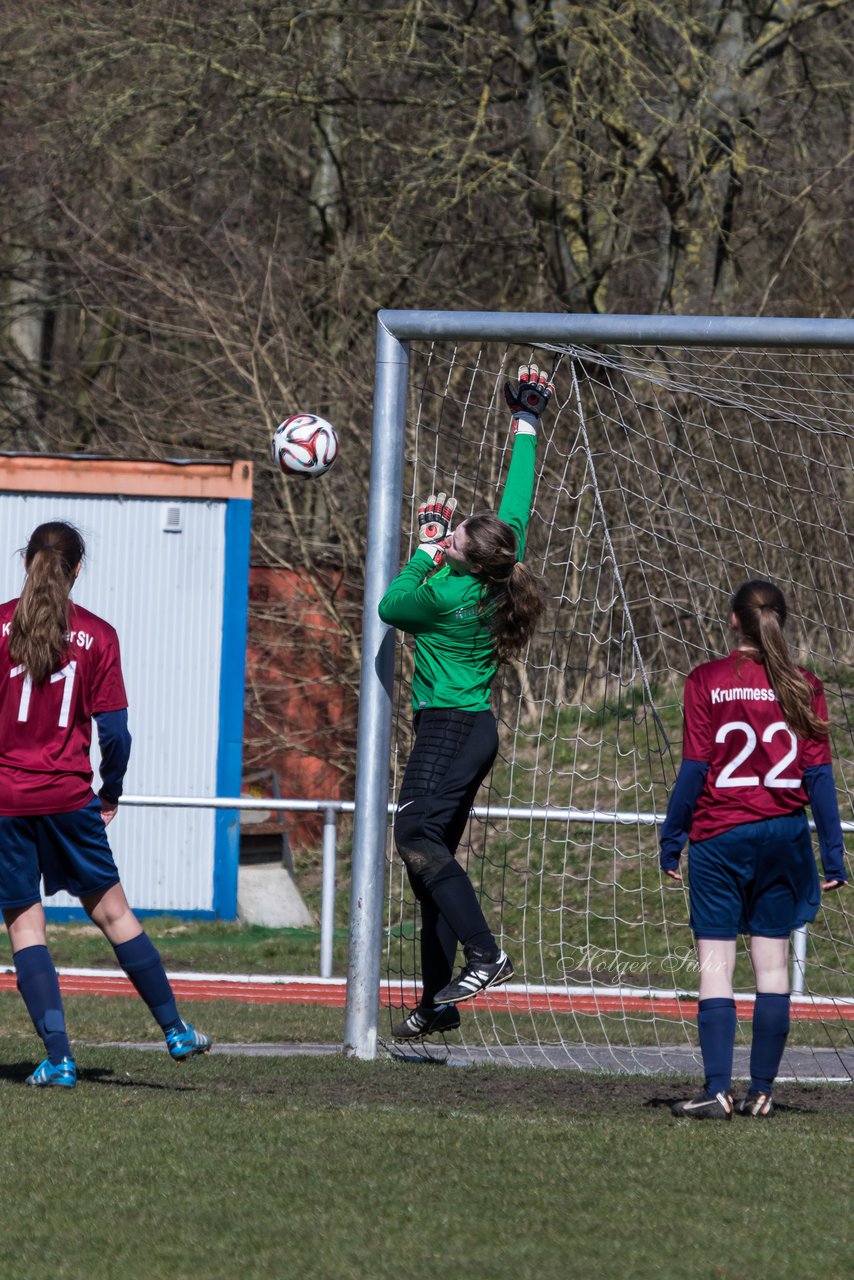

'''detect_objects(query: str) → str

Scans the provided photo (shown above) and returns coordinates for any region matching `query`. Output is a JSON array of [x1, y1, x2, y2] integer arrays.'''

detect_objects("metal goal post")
[[343, 309, 854, 1061]]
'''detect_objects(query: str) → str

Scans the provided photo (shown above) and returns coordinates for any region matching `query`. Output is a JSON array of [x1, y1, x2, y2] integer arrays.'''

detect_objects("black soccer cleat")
[[434, 949, 515, 1005], [391, 1003, 461, 1040], [671, 1090, 733, 1120], [736, 1091, 775, 1118]]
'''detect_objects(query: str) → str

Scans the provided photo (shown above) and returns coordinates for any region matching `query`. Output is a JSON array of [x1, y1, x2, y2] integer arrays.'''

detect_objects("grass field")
[[42, 918, 351, 978], [0, 1024, 850, 1280], [0, 924, 850, 1278]]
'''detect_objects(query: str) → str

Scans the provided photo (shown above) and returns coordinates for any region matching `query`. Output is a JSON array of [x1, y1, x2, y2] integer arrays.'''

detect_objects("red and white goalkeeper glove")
[[504, 363, 554, 435], [417, 492, 456, 563]]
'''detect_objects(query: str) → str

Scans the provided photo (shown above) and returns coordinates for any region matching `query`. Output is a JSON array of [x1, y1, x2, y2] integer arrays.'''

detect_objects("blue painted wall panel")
[[0, 489, 251, 917]]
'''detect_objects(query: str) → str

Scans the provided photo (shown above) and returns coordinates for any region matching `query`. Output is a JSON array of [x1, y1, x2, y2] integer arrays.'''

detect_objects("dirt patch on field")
[[382, 1065, 854, 1117], [244, 1054, 854, 1117]]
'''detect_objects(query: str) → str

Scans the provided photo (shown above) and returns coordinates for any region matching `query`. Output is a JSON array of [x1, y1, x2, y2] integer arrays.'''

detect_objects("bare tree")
[[1, 0, 852, 790]]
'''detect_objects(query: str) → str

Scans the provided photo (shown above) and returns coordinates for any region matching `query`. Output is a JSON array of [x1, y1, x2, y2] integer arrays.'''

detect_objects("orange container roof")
[[0, 454, 253, 500]]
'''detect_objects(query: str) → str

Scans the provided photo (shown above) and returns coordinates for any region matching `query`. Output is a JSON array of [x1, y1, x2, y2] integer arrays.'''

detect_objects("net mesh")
[[382, 340, 854, 1077]]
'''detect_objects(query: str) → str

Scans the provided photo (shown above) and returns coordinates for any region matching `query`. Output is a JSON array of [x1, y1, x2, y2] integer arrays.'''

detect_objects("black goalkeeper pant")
[[393, 708, 500, 1005]]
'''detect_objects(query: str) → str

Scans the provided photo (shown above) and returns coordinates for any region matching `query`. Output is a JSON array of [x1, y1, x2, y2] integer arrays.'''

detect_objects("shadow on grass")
[[83, 1068, 200, 1091], [0, 1060, 49, 1085], [643, 1094, 686, 1111], [0, 1059, 202, 1092], [0, 1061, 117, 1088]]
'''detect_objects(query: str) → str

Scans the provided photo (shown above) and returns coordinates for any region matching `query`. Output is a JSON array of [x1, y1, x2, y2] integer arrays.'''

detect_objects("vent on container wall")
[[162, 505, 183, 534]]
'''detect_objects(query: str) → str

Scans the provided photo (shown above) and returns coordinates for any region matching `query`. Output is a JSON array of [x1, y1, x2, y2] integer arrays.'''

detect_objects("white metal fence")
[[121, 794, 848, 993]]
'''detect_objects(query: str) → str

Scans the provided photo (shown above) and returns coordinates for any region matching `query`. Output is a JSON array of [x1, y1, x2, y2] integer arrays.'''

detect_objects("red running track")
[[0, 972, 850, 1023]]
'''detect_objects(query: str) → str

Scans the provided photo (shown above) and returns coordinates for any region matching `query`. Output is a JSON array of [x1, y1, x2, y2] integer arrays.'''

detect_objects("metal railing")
[[121, 794, 848, 991], [123, 794, 352, 979]]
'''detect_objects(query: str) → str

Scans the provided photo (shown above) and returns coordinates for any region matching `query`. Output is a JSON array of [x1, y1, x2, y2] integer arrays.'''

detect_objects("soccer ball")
[[270, 414, 339, 478]]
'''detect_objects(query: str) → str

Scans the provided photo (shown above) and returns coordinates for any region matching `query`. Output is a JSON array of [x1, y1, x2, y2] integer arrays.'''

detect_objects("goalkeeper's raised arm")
[[378, 364, 552, 1040], [378, 363, 550, 663]]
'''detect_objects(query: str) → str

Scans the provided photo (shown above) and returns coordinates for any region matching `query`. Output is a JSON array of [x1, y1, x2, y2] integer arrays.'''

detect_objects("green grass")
[[0, 1038, 850, 1280], [1, 706, 847, 1277], [0, 991, 345, 1047], [39, 918, 351, 977], [2, 989, 850, 1061], [0, 938, 848, 1280]]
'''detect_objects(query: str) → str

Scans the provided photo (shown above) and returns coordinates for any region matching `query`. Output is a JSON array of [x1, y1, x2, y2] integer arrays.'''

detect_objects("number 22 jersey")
[[0, 599, 128, 815], [682, 650, 831, 842]]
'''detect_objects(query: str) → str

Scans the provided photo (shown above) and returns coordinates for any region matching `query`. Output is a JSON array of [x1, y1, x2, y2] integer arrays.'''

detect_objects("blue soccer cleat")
[[27, 1056, 77, 1088], [165, 1021, 212, 1062]]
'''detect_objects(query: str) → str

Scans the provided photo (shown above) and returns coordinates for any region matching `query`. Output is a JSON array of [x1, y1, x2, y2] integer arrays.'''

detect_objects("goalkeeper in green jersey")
[[379, 364, 552, 1039]]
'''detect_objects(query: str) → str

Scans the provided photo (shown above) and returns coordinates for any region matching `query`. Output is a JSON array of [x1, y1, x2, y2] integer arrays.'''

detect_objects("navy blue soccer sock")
[[750, 992, 791, 1096], [113, 933, 182, 1033], [697, 997, 737, 1096], [14, 944, 72, 1066]]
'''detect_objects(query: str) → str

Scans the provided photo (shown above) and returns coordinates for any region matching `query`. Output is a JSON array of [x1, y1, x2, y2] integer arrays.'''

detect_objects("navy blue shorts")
[[0, 796, 121, 910], [688, 811, 820, 940]]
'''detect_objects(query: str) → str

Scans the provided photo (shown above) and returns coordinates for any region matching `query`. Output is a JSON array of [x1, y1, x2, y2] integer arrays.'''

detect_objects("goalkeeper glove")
[[504, 363, 554, 435], [417, 492, 456, 563]]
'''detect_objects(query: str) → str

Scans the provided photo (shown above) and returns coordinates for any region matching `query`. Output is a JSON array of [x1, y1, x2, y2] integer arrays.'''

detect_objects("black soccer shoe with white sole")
[[391, 1003, 461, 1040], [671, 1089, 733, 1120], [736, 1091, 775, 1118], [434, 950, 514, 1005]]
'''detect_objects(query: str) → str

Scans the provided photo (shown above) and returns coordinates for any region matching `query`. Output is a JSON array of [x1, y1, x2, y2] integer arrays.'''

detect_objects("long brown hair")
[[9, 522, 85, 684], [731, 580, 827, 740], [462, 512, 544, 662]]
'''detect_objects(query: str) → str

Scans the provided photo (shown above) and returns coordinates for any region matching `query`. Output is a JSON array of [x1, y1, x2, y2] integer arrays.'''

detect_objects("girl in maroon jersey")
[[0, 522, 211, 1087], [660, 580, 847, 1119]]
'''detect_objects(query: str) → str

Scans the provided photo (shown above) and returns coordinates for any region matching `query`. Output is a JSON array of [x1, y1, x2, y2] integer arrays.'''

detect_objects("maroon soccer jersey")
[[0, 599, 128, 815], [682, 650, 831, 841]]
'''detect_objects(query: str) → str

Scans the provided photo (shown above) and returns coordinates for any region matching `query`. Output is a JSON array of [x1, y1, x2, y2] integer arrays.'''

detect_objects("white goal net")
[[378, 334, 853, 1079]]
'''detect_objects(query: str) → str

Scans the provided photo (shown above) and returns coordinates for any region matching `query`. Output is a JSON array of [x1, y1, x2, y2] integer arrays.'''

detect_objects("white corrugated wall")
[[0, 493, 226, 913]]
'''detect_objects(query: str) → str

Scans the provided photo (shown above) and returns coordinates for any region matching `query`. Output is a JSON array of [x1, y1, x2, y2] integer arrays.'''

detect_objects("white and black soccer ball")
[[270, 414, 339, 478]]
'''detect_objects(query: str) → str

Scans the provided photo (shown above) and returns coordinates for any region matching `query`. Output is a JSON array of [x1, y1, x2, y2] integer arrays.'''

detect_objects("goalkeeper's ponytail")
[[463, 513, 544, 662]]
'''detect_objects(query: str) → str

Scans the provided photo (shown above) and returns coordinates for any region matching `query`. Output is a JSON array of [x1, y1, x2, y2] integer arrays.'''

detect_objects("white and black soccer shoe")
[[671, 1089, 733, 1120], [391, 1003, 461, 1040], [434, 949, 514, 1005], [735, 1091, 775, 1118]]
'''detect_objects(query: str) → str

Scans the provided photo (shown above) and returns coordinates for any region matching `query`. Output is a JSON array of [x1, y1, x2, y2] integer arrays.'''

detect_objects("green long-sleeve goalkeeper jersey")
[[378, 434, 536, 712]]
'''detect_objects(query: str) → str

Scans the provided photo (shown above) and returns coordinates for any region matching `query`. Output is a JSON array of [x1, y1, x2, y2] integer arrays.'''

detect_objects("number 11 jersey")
[[682, 650, 831, 842], [0, 599, 128, 815]]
